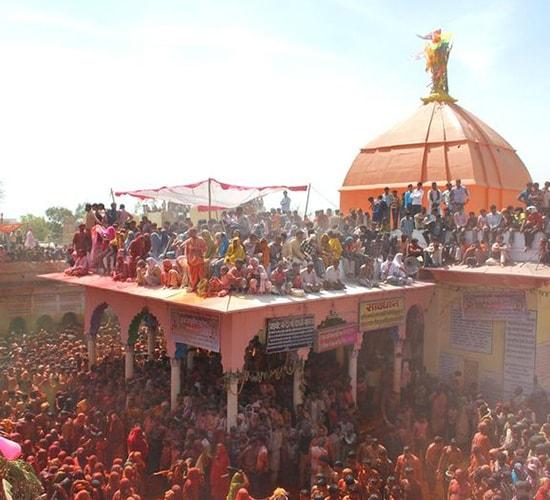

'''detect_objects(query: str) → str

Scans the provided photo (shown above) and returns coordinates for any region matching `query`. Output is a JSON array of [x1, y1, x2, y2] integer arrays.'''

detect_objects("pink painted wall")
[[84, 285, 435, 368]]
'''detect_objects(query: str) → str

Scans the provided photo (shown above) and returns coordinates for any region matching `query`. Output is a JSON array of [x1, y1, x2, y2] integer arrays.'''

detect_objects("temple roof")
[[341, 101, 531, 191]]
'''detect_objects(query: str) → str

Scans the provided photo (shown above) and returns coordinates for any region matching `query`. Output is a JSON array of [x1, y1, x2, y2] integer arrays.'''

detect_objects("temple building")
[[340, 31, 531, 213]]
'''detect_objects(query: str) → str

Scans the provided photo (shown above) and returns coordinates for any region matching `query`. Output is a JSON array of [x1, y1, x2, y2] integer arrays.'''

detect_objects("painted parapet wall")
[[0, 262, 84, 334]]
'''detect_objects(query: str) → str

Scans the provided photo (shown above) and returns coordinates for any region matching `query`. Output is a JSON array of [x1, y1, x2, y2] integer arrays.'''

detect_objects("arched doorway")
[[404, 305, 425, 372], [89, 302, 122, 360], [357, 327, 398, 416], [127, 308, 166, 361], [61, 312, 79, 329], [36, 314, 55, 332], [9, 317, 27, 334]]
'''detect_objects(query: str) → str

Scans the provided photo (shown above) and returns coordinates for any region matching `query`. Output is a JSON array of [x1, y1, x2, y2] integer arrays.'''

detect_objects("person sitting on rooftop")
[[461, 241, 486, 267], [227, 259, 247, 293], [300, 262, 322, 293], [489, 235, 511, 267], [64, 250, 89, 277], [144, 257, 162, 286], [521, 206, 543, 250], [424, 241, 443, 268], [161, 259, 181, 288], [112, 250, 129, 281], [324, 259, 345, 290], [406, 239, 423, 259], [270, 262, 289, 295]]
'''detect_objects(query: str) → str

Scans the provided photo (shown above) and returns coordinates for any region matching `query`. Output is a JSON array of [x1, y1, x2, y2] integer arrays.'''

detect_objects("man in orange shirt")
[[471, 422, 491, 463], [394, 446, 422, 482]]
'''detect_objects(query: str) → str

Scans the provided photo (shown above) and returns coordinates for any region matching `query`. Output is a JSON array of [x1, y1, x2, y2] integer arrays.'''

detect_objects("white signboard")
[[450, 305, 493, 354], [503, 311, 537, 399], [170, 309, 220, 352]]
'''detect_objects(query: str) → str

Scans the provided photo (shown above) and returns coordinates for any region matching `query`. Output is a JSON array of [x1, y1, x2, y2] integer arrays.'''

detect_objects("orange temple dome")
[[340, 101, 532, 214]]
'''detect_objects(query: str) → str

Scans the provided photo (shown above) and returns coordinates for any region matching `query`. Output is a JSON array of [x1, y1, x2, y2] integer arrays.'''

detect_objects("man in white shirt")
[[424, 240, 443, 267], [485, 205, 503, 244], [453, 209, 468, 233], [441, 182, 453, 213], [411, 182, 424, 216], [451, 179, 469, 212], [323, 260, 345, 290], [300, 262, 321, 292], [280, 190, 291, 213]]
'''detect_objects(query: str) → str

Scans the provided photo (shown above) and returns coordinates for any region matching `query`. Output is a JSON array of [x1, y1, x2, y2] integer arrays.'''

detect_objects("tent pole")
[[208, 178, 212, 221], [304, 183, 311, 219]]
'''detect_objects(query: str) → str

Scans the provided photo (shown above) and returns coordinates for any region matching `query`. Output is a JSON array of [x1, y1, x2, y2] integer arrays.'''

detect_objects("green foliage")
[[74, 202, 86, 221], [45, 206, 74, 243], [0, 457, 43, 500], [19, 214, 49, 242]]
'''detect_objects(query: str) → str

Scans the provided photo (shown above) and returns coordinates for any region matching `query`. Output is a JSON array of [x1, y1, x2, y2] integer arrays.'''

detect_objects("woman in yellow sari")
[[328, 231, 343, 262], [201, 230, 217, 260], [320, 233, 333, 268], [224, 237, 246, 266]]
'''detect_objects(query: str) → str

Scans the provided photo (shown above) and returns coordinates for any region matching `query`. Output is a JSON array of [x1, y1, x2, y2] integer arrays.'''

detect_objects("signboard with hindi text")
[[315, 323, 359, 353], [266, 315, 315, 353], [359, 297, 404, 331], [462, 291, 526, 321], [503, 311, 537, 399], [170, 309, 220, 352], [450, 305, 493, 354]]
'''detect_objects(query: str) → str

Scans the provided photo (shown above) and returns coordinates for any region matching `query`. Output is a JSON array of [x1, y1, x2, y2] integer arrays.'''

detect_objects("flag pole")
[[303, 183, 311, 219]]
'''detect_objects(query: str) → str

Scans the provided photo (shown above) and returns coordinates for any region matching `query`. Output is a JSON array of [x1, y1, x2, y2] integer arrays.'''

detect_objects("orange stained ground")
[[340, 101, 532, 214]]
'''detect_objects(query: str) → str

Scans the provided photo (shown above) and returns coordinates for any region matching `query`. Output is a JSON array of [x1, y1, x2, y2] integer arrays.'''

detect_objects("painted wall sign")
[[462, 291, 526, 321], [266, 315, 315, 353], [359, 297, 404, 331], [450, 305, 493, 354], [503, 311, 537, 399], [170, 309, 220, 352], [315, 323, 359, 353]]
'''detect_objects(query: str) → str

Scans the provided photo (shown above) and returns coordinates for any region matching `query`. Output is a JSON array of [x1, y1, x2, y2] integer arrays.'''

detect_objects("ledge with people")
[[63, 180, 550, 300]]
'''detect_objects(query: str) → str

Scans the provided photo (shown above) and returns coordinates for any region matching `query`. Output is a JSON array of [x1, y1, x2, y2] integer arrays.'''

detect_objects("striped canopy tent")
[[115, 178, 308, 212]]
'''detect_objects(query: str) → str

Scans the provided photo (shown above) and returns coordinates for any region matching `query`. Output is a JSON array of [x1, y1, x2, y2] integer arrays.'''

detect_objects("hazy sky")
[[0, 0, 548, 219]]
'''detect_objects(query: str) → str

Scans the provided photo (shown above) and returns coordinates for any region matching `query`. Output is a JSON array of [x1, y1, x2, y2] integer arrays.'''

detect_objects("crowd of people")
[[0, 228, 67, 263], [65, 180, 550, 295], [2, 319, 550, 499]]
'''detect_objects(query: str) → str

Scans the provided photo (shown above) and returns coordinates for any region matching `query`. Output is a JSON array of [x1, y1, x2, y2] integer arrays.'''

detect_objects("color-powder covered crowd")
[[2, 323, 550, 499], [64, 180, 550, 293]]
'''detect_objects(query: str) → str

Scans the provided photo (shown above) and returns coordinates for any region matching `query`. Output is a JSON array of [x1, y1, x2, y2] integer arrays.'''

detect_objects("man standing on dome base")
[[450, 179, 469, 213]]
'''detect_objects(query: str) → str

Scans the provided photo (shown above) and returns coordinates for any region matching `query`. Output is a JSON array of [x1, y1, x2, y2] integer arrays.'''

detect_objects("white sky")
[[0, 0, 548, 218]]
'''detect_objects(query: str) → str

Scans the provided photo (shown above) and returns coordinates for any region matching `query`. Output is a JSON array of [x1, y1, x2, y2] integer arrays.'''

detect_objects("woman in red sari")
[[127, 426, 149, 461], [182, 467, 203, 500], [210, 443, 230, 500]]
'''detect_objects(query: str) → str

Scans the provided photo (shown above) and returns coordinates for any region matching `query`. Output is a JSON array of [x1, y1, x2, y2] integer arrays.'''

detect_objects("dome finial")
[[417, 29, 456, 104]]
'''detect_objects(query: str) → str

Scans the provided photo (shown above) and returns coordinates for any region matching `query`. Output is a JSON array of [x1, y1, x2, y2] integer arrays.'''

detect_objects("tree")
[[45, 206, 74, 244], [19, 214, 49, 242], [74, 203, 86, 221]]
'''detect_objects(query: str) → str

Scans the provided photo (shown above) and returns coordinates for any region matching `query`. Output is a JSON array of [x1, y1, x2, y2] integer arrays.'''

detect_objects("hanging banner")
[[315, 323, 359, 353], [462, 291, 526, 321], [503, 311, 537, 399], [266, 315, 315, 353], [359, 297, 404, 331], [170, 309, 220, 352]]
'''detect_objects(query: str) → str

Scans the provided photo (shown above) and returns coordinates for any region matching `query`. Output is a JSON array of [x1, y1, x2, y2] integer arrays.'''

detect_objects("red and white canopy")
[[115, 178, 308, 211]]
